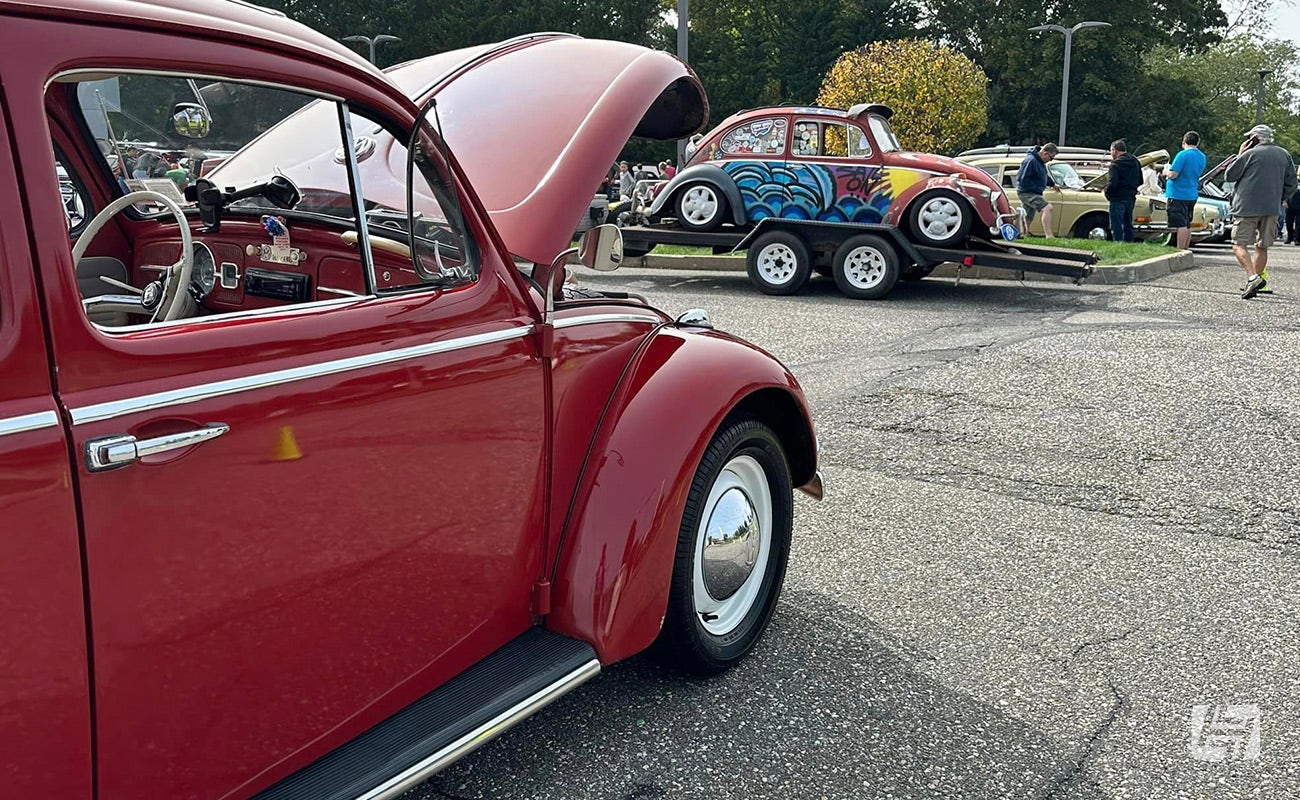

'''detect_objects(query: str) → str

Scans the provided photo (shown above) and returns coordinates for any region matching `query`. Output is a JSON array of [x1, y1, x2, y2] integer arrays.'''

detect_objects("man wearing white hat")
[[1228, 123, 1298, 298]]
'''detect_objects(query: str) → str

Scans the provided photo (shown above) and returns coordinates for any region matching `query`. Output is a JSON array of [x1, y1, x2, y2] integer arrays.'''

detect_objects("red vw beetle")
[[0, 3, 820, 800]]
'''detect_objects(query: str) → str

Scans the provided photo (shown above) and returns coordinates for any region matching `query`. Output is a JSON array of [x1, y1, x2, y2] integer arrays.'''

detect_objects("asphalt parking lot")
[[408, 243, 1300, 800]]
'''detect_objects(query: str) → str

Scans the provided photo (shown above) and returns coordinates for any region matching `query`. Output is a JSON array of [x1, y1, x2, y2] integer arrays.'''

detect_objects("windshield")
[[1048, 162, 1085, 189], [868, 116, 901, 153]]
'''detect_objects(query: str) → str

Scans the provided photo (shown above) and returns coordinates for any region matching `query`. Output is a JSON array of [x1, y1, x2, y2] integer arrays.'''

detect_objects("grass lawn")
[[631, 237, 1180, 266], [1016, 236, 1180, 266]]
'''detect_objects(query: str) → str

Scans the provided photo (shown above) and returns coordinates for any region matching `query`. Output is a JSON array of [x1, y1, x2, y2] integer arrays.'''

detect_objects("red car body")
[[0, 3, 818, 799], [650, 105, 1016, 245]]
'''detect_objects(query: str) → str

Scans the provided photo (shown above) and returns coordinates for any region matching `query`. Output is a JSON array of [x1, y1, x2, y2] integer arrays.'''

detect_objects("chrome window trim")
[[355, 658, 600, 800], [95, 295, 371, 333], [0, 411, 61, 438], [70, 325, 534, 425], [339, 103, 378, 293], [553, 313, 661, 329], [48, 69, 345, 103]]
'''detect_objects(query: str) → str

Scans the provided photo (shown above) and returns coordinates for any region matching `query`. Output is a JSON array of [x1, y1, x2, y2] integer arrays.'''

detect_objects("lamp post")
[[1255, 69, 1273, 124], [1028, 21, 1111, 146], [342, 34, 401, 65]]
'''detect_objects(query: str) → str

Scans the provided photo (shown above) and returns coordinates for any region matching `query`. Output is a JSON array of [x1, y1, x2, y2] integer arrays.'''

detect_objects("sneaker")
[[1242, 274, 1266, 299]]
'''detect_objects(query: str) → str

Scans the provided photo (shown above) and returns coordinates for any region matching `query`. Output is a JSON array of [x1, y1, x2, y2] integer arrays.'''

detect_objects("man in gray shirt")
[[1227, 124, 1298, 298]]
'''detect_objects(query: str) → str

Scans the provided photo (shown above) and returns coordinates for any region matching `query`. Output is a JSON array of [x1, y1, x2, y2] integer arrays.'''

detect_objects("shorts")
[[1020, 192, 1048, 222], [1234, 216, 1278, 248], [1167, 198, 1196, 229]]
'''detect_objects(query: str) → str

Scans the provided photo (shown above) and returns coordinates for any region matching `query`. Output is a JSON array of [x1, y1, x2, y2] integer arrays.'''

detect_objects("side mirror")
[[172, 103, 211, 139], [577, 224, 623, 272]]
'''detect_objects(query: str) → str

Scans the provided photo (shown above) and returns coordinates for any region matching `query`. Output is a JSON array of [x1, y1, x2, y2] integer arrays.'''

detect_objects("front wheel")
[[653, 418, 793, 675], [907, 189, 972, 247], [745, 230, 811, 295]]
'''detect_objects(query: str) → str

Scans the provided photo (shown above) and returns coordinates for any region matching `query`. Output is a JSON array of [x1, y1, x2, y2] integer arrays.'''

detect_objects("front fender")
[[884, 175, 999, 230], [647, 163, 746, 225], [547, 328, 816, 664]]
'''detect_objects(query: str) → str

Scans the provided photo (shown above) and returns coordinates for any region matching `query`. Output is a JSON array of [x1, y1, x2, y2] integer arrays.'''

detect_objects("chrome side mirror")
[[172, 103, 211, 139], [578, 224, 623, 272]]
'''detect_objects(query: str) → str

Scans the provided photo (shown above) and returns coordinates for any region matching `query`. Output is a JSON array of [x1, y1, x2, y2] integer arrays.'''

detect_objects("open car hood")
[[1081, 149, 1169, 191], [209, 35, 706, 266], [389, 36, 707, 264]]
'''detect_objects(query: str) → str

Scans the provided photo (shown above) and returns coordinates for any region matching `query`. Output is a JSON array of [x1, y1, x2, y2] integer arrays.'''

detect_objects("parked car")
[[958, 146, 1227, 243], [3, 6, 821, 800], [646, 104, 1017, 248]]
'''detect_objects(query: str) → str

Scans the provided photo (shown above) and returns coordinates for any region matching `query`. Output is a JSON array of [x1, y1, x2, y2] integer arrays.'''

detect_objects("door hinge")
[[531, 580, 552, 616]]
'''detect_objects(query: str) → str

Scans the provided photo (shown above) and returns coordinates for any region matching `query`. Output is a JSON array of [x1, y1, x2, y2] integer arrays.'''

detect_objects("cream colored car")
[[957, 149, 1223, 242]]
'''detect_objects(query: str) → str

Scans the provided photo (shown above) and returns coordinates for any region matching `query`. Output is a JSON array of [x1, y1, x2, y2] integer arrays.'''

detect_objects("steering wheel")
[[73, 190, 194, 323]]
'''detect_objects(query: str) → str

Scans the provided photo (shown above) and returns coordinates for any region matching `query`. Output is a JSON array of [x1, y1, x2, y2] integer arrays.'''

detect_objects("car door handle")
[[85, 423, 229, 472]]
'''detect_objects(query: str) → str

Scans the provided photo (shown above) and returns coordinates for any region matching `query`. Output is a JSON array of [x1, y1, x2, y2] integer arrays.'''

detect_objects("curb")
[[623, 249, 1197, 284]]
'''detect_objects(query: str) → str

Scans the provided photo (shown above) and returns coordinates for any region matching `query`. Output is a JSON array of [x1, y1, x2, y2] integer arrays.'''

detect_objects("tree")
[[816, 40, 989, 153], [1144, 36, 1300, 159]]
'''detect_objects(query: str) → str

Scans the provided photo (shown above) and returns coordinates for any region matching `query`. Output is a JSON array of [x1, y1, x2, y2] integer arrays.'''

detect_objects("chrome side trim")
[[0, 411, 61, 438], [70, 325, 533, 425], [357, 658, 601, 800], [553, 313, 661, 329]]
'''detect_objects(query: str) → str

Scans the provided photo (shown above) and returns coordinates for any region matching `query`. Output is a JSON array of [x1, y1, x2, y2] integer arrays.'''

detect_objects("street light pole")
[[676, 0, 689, 166], [1029, 21, 1110, 146], [342, 34, 401, 65], [1255, 69, 1273, 124]]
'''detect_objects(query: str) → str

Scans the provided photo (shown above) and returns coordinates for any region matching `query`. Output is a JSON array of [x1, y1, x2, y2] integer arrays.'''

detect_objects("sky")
[[1269, 5, 1300, 49]]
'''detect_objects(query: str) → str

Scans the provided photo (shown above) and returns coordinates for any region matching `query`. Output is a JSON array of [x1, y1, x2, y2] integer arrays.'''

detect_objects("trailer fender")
[[546, 328, 817, 664], [648, 164, 746, 226]]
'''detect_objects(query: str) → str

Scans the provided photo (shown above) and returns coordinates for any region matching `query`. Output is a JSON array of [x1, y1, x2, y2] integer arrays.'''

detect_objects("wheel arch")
[[648, 164, 747, 226], [545, 328, 817, 664]]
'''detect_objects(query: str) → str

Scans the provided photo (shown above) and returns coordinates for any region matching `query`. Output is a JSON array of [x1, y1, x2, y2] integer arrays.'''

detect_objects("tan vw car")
[[957, 148, 1224, 242]]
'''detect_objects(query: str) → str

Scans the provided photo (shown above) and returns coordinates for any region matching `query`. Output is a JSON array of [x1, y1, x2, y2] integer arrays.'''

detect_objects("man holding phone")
[[1228, 124, 1298, 299]]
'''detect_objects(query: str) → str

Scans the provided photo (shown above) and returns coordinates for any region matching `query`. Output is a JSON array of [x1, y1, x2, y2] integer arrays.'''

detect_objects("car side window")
[[719, 117, 786, 157], [352, 111, 478, 292], [791, 121, 821, 157], [822, 123, 872, 159]]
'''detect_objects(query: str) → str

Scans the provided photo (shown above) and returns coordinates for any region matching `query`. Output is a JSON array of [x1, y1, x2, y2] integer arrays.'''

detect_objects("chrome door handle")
[[85, 423, 229, 472]]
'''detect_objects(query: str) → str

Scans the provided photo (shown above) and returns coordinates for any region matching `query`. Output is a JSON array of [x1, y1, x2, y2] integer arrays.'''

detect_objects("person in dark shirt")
[[1286, 167, 1300, 245], [1104, 139, 1142, 242], [1015, 143, 1059, 237]]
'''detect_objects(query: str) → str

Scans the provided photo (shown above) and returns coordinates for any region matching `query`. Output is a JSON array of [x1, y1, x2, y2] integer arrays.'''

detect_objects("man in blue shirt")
[[1015, 142, 1059, 237], [1162, 131, 1207, 250]]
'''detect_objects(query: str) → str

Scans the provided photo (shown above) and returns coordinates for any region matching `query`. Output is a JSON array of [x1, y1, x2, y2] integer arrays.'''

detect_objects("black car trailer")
[[620, 218, 1098, 300]]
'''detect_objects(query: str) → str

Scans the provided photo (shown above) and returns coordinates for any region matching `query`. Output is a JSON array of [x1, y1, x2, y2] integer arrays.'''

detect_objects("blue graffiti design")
[[720, 159, 894, 223]]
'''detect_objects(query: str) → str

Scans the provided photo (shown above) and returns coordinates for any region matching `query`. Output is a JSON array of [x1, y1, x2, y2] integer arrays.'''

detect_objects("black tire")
[[745, 230, 811, 295], [1072, 213, 1111, 241], [831, 234, 901, 300], [675, 182, 728, 232], [652, 417, 793, 675], [907, 189, 973, 247]]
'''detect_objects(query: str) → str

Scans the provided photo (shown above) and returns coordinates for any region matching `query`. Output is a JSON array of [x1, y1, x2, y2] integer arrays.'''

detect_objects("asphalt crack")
[[1041, 677, 1128, 799]]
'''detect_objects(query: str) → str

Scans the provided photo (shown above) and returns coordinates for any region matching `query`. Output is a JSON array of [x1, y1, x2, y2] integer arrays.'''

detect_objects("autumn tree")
[[817, 40, 989, 154]]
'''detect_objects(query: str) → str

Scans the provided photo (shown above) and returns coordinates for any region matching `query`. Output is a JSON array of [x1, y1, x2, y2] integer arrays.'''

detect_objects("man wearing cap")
[[1228, 124, 1297, 299], [1161, 131, 1206, 250]]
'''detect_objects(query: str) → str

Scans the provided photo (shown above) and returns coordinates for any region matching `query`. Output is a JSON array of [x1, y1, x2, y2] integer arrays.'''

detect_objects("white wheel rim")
[[843, 246, 887, 289], [682, 186, 719, 225], [692, 454, 772, 636], [919, 197, 963, 239], [756, 243, 798, 284]]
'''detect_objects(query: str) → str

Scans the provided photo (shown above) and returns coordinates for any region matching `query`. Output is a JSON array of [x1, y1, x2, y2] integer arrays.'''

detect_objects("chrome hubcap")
[[1087, 226, 1108, 240], [756, 243, 798, 284], [693, 455, 771, 636], [919, 197, 963, 239], [843, 246, 887, 289], [682, 186, 719, 226]]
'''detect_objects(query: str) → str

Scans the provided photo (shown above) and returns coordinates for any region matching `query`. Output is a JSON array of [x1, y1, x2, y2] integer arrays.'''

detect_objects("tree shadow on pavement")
[[410, 590, 1107, 800]]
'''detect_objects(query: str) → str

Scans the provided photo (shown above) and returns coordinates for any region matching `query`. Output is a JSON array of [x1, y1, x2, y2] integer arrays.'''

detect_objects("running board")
[[253, 629, 599, 800]]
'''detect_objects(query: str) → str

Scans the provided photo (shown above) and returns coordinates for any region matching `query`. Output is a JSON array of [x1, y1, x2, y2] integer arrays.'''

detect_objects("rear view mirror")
[[172, 103, 211, 139], [578, 224, 623, 272]]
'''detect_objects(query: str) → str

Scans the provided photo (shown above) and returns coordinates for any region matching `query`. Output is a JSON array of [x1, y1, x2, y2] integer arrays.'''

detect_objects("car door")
[[21, 64, 546, 800], [0, 91, 94, 800]]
